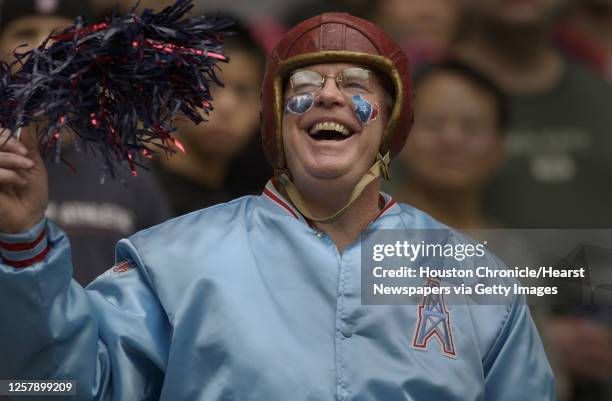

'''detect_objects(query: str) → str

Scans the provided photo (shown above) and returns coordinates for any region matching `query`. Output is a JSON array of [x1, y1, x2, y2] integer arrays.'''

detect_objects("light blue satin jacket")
[[0, 180, 555, 400]]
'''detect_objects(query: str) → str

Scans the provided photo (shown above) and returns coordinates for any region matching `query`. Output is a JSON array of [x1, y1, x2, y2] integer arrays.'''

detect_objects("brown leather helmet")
[[261, 12, 413, 176]]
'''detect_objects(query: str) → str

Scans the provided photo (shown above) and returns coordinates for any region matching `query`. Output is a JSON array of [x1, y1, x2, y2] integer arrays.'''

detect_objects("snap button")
[[341, 325, 353, 338]]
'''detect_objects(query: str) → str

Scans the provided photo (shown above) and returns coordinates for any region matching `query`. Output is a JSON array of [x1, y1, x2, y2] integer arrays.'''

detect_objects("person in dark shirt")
[[45, 147, 171, 285], [454, 1, 612, 399], [0, 0, 172, 285], [153, 19, 271, 216], [455, 0, 612, 230], [372, 0, 461, 66]]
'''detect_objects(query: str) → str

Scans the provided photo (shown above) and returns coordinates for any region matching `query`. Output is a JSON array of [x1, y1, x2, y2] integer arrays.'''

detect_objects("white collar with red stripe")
[[261, 179, 400, 226]]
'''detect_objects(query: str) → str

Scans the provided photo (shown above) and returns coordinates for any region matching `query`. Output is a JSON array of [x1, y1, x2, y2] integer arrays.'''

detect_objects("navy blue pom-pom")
[[0, 0, 232, 178]]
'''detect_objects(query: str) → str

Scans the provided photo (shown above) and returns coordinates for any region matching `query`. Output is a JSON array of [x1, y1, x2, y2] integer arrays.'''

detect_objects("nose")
[[212, 85, 238, 115], [439, 120, 464, 146], [216, 90, 232, 110], [314, 76, 346, 108]]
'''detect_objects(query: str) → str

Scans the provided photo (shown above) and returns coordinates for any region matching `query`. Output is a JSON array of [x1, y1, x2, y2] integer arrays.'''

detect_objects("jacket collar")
[[260, 179, 401, 226]]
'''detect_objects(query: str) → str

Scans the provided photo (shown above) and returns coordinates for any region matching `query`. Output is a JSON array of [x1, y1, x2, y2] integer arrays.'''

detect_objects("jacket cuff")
[[0, 219, 50, 268]]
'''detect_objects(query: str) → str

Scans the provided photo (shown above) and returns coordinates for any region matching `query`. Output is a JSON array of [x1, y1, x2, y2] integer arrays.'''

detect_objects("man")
[[373, 0, 461, 66], [0, 0, 172, 285], [0, 13, 554, 400], [454, 0, 612, 229], [454, 2, 612, 398]]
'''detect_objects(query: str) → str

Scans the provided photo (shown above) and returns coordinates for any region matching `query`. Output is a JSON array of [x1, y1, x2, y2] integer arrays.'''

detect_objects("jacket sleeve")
[[482, 294, 557, 401], [0, 218, 171, 400]]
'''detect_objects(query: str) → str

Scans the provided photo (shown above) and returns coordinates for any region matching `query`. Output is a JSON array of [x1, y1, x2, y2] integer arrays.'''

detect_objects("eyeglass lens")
[[290, 67, 370, 95]]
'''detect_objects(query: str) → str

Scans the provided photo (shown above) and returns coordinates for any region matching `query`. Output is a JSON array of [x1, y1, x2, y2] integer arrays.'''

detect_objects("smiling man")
[[0, 13, 554, 401], [277, 61, 393, 252]]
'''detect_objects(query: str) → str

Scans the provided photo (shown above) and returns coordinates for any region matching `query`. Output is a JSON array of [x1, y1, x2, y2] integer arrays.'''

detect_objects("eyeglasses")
[[288, 67, 372, 95]]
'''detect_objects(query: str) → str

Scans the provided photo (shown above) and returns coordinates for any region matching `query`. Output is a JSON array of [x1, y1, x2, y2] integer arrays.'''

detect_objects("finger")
[[16, 126, 40, 151], [0, 132, 28, 156], [0, 152, 34, 170], [0, 168, 28, 186], [1, 126, 39, 151]]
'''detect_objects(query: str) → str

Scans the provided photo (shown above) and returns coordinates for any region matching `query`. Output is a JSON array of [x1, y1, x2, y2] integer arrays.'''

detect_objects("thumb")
[[18, 126, 40, 151]]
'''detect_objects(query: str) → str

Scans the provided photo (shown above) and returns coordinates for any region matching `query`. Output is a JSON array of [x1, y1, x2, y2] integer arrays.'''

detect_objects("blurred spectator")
[[556, 0, 612, 83], [0, 0, 78, 48], [0, 0, 172, 285], [91, 0, 310, 23], [152, 19, 271, 216], [545, 315, 612, 401], [89, 0, 178, 15], [259, 0, 371, 55], [284, 0, 462, 67], [283, 0, 370, 25], [373, 0, 461, 66], [454, 1, 612, 399], [393, 61, 505, 230], [454, 0, 612, 229]]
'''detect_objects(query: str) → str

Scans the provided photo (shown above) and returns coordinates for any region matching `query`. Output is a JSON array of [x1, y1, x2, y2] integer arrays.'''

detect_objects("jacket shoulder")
[[127, 195, 257, 251]]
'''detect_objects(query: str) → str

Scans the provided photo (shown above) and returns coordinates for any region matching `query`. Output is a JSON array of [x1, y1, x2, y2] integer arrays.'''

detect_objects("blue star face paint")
[[285, 93, 315, 114], [352, 94, 379, 125]]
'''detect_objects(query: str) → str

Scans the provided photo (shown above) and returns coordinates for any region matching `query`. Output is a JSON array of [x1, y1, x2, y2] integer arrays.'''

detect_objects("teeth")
[[309, 121, 351, 136]]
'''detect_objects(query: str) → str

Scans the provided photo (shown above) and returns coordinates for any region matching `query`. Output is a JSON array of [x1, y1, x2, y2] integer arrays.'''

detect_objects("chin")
[[307, 164, 374, 188], [305, 165, 350, 181]]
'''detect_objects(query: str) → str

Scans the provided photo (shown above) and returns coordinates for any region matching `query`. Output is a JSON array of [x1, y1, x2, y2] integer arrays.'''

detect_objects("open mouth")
[[308, 121, 354, 141]]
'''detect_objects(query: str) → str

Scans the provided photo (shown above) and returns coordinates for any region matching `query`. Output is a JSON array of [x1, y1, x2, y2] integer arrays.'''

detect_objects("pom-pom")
[[0, 0, 232, 179]]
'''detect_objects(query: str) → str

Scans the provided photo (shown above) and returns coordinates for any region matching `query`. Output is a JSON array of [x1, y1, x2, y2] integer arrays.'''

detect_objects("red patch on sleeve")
[[111, 260, 134, 274]]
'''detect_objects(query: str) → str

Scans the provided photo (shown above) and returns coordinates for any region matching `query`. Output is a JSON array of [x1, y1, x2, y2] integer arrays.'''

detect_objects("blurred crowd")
[[1, 0, 611, 399]]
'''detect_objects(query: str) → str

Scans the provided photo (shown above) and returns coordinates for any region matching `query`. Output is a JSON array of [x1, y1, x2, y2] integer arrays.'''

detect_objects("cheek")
[[476, 138, 503, 168], [234, 111, 259, 138], [351, 94, 379, 125], [281, 114, 301, 156]]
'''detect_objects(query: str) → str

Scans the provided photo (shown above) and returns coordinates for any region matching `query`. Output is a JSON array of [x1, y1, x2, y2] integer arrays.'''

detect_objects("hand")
[[548, 317, 612, 381], [0, 128, 48, 234]]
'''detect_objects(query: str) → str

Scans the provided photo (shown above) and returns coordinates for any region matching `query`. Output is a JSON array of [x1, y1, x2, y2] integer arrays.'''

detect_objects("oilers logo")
[[412, 278, 457, 358]]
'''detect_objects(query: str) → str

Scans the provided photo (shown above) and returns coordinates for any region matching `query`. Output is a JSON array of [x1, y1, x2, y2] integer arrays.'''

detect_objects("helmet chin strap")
[[277, 151, 390, 224]]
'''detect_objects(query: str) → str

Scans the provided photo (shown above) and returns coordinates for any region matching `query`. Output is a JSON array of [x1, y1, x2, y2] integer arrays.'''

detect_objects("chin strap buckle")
[[277, 171, 291, 186], [378, 151, 391, 180]]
